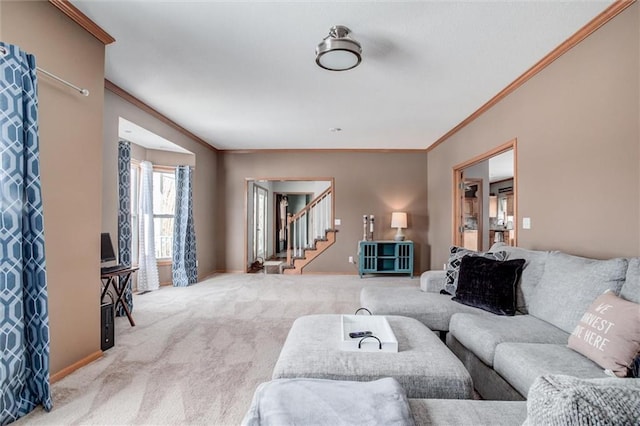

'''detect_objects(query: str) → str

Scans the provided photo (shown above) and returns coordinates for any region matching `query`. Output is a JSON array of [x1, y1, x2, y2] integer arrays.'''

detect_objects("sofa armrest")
[[420, 270, 446, 293]]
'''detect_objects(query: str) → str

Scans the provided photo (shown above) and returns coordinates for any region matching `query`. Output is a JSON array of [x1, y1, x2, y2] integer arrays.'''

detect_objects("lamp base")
[[394, 234, 405, 241]]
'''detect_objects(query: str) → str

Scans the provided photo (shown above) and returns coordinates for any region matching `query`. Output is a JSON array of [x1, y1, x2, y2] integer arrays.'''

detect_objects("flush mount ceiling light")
[[315, 25, 362, 71]]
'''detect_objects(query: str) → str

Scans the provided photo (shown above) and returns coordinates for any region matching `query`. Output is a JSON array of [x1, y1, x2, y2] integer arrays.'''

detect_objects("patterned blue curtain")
[[0, 43, 52, 423], [172, 166, 197, 286], [116, 141, 133, 315]]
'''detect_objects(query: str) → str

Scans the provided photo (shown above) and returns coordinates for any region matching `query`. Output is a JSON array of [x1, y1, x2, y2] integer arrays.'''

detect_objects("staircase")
[[282, 186, 337, 274]]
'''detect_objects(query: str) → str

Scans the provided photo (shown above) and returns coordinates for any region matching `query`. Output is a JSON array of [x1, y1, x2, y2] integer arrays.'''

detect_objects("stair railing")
[[286, 186, 333, 267]]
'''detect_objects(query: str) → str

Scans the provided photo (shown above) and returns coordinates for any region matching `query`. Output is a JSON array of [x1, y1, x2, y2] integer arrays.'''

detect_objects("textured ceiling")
[[71, 1, 613, 150]]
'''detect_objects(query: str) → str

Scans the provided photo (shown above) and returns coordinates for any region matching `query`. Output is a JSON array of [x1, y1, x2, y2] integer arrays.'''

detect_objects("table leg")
[[114, 273, 136, 327]]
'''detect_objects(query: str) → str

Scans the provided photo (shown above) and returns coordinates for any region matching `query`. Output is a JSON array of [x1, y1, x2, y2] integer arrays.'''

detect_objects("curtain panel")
[[0, 43, 52, 424], [116, 140, 133, 315], [137, 161, 160, 292], [172, 166, 197, 286]]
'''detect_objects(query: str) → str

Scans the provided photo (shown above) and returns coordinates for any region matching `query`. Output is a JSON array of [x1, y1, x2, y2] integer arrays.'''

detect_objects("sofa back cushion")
[[489, 243, 553, 314], [621, 257, 640, 304], [528, 252, 627, 334]]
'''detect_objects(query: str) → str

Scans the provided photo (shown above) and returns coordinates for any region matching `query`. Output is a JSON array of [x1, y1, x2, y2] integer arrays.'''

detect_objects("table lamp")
[[391, 212, 407, 241]]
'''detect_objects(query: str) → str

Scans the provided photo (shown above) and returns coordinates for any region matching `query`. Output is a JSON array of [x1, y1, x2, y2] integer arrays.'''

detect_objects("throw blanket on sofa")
[[524, 375, 640, 425], [242, 377, 415, 426]]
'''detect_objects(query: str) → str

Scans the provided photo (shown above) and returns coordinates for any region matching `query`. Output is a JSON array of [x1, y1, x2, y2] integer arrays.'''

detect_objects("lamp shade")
[[391, 212, 407, 229]]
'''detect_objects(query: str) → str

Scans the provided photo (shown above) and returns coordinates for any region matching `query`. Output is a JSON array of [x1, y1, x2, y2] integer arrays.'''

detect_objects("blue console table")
[[358, 240, 414, 278]]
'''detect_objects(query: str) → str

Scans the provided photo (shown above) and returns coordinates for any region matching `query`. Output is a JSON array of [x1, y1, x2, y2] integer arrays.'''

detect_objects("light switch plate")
[[334, 218, 341, 226], [523, 217, 531, 229]]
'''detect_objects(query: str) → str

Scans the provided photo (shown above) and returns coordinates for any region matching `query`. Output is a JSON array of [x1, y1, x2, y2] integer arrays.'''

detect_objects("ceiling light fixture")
[[315, 25, 362, 71]]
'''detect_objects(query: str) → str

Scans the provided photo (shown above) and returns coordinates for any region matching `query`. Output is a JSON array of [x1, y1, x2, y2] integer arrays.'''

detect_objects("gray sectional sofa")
[[360, 243, 640, 400]]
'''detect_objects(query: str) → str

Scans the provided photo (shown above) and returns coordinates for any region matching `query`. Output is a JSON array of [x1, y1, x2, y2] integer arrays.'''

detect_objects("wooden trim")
[[152, 165, 176, 173], [224, 149, 427, 154], [157, 259, 172, 266], [199, 271, 219, 281], [50, 350, 102, 383], [245, 176, 334, 183], [49, 0, 115, 45], [105, 80, 218, 153], [452, 139, 518, 248], [428, 0, 635, 153], [244, 179, 249, 272], [216, 269, 245, 274], [512, 141, 519, 247], [302, 271, 359, 276], [453, 139, 515, 171]]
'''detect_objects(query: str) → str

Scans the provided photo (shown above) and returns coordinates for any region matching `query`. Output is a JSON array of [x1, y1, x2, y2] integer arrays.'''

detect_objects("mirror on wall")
[[245, 178, 333, 271], [454, 142, 516, 251]]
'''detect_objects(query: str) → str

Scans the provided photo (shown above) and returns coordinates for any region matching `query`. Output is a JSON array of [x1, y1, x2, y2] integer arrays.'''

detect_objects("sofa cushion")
[[523, 375, 640, 426], [449, 313, 569, 366], [621, 257, 640, 303], [527, 252, 627, 334], [444, 246, 506, 295], [493, 343, 608, 397], [568, 291, 640, 377], [490, 243, 553, 314], [360, 287, 492, 331], [419, 270, 446, 293], [409, 399, 527, 426], [452, 256, 525, 316]]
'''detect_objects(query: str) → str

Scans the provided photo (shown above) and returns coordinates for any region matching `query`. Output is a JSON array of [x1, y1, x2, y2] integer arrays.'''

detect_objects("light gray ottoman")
[[272, 314, 473, 399]]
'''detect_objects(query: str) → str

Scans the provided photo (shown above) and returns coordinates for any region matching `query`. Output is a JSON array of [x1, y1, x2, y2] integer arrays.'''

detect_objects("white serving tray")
[[340, 315, 398, 352]]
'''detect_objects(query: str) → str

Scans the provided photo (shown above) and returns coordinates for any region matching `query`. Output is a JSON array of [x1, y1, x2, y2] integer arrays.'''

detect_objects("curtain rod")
[[36, 67, 90, 96]]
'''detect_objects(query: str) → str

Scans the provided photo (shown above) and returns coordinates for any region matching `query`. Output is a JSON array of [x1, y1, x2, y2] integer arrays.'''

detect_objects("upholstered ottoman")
[[272, 314, 473, 399]]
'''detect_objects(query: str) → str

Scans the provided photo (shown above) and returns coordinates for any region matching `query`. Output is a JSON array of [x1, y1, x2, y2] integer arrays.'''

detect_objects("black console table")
[[100, 267, 138, 327]]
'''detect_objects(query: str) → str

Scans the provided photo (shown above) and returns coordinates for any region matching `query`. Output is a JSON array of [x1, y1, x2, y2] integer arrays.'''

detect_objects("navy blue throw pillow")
[[452, 256, 526, 316]]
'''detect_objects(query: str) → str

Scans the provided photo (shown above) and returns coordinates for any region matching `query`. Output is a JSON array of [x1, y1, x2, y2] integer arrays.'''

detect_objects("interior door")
[[253, 185, 268, 261]]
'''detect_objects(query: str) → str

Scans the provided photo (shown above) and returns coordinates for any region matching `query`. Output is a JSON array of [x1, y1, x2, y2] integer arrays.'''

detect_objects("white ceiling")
[[489, 150, 514, 182], [72, 1, 613, 151]]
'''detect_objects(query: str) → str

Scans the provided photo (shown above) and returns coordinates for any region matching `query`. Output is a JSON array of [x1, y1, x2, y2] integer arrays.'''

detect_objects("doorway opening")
[[244, 178, 334, 272], [453, 139, 517, 251]]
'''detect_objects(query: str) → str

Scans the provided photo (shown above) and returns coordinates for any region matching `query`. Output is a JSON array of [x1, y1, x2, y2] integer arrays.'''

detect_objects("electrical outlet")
[[349, 256, 355, 264], [523, 217, 531, 229]]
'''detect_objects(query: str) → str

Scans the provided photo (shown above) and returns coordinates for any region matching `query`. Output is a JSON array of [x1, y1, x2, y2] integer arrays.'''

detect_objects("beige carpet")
[[19, 273, 417, 425]]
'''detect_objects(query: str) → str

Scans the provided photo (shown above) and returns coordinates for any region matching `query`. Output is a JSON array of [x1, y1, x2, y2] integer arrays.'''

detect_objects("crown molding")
[[427, 0, 635, 153], [49, 0, 115, 45], [105, 80, 218, 153], [223, 149, 427, 154]]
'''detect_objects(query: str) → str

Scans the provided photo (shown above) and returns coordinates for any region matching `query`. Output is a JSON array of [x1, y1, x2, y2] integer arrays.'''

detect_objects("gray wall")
[[2, 1, 106, 375], [219, 151, 429, 273], [427, 3, 640, 268], [103, 90, 219, 279]]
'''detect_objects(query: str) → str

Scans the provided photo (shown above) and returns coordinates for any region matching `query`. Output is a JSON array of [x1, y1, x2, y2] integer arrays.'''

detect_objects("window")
[[130, 163, 176, 262], [152, 170, 176, 259]]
